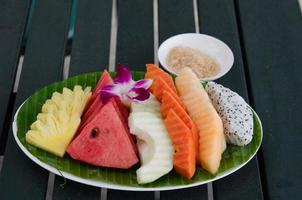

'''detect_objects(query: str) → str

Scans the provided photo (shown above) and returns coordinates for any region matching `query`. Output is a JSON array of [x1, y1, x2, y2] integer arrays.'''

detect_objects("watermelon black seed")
[[90, 128, 99, 138]]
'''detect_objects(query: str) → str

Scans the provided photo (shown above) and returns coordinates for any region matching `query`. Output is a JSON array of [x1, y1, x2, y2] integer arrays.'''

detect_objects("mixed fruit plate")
[[13, 64, 262, 190]]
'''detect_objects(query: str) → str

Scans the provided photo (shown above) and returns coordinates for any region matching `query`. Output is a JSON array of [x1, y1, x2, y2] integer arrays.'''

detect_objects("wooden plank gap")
[[63, 55, 71, 80], [153, 0, 159, 65], [193, 0, 200, 33], [207, 182, 214, 200], [154, 191, 160, 200], [0, 155, 3, 173], [45, 173, 55, 200], [101, 188, 107, 200], [13, 56, 24, 93], [109, 0, 118, 71]]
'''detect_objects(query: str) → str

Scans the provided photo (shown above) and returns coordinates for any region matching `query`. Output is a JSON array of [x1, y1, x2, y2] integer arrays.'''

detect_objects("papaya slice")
[[145, 64, 177, 93], [164, 109, 196, 179], [161, 91, 200, 164]]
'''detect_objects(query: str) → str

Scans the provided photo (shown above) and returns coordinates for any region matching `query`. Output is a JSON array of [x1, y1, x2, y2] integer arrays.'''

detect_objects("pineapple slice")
[[26, 85, 91, 157]]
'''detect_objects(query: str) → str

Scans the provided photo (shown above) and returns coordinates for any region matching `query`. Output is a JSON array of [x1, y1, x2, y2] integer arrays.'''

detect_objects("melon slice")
[[161, 91, 200, 164], [164, 109, 196, 179], [175, 68, 226, 174], [131, 94, 161, 116], [128, 111, 174, 184], [67, 100, 138, 169], [145, 64, 177, 93]]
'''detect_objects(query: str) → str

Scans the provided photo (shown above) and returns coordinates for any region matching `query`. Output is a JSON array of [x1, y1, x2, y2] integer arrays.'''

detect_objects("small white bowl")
[[158, 33, 234, 81]]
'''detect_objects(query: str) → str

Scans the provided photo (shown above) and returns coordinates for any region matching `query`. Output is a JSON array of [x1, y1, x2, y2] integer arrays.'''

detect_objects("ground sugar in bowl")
[[166, 46, 220, 79]]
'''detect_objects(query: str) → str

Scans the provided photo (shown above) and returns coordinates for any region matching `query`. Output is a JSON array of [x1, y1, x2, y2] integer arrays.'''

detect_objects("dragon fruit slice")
[[206, 82, 253, 146]]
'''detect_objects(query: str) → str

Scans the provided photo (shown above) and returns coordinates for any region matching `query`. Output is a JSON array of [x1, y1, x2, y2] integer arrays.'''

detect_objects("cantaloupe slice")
[[145, 64, 177, 93], [175, 68, 226, 174], [164, 109, 196, 179], [161, 91, 199, 164]]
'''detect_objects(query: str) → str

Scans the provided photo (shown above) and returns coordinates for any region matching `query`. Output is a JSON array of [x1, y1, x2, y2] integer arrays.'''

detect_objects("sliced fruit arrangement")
[[24, 63, 256, 184], [129, 95, 174, 184], [26, 86, 91, 157], [206, 82, 253, 146], [176, 68, 226, 174]]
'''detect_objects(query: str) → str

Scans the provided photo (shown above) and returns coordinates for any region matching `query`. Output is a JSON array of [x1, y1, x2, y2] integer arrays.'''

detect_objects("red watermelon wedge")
[[83, 70, 113, 114], [109, 97, 137, 153], [111, 97, 130, 125], [67, 100, 138, 169], [82, 95, 103, 123]]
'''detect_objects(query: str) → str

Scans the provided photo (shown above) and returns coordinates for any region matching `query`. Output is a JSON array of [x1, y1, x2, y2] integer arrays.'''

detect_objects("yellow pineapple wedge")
[[175, 68, 226, 174], [26, 85, 91, 157]]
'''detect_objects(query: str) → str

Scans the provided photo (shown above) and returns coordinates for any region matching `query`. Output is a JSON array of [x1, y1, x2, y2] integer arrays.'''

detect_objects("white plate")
[[158, 33, 234, 81], [13, 100, 262, 191]]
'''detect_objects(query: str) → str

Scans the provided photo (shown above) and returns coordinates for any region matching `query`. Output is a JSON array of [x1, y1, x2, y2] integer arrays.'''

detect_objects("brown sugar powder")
[[166, 46, 220, 78]]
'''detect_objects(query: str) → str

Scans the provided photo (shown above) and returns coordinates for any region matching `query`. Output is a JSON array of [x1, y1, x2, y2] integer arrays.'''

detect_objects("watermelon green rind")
[[16, 71, 262, 188]]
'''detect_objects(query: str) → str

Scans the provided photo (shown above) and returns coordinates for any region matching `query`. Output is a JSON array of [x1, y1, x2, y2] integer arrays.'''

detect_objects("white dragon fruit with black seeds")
[[206, 82, 253, 146]]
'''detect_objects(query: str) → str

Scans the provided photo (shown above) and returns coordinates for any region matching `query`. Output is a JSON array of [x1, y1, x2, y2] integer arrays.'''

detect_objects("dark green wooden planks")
[[116, 0, 154, 69], [0, 0, 31, 153], [68, 0, 112, 76], [237, 0, 302, 199], [0, 0, 71, 199]]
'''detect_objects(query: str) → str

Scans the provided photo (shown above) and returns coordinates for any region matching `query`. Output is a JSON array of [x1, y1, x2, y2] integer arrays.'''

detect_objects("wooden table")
[[0, 0, 301, 199]]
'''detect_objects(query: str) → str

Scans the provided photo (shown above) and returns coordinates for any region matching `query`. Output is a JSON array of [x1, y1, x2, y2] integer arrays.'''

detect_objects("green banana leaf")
[[16, 71, 262, 188]]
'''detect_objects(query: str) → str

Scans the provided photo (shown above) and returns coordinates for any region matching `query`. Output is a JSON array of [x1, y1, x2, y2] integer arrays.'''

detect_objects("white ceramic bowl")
[[158, 33, 234, 81]]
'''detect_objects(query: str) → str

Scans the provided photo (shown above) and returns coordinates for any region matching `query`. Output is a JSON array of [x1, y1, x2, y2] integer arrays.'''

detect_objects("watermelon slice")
[[109, 98, 137, 153], [81, 95, 103, 123], [79, 71, 113, 133], [83, 70, 113, 114], [112, 97, 130, 121], [67, 100, 138, 169]]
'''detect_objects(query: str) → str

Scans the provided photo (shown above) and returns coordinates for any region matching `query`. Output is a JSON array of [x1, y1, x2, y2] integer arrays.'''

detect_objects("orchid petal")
[[114, 64, 132, 84], [128, 88, 150, 101], [99, 84, 120, 102], [133, 79, 153, 89]]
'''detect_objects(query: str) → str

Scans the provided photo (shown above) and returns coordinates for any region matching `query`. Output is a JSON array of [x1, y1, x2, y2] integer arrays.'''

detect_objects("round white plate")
[[13, 101, 262, 191]]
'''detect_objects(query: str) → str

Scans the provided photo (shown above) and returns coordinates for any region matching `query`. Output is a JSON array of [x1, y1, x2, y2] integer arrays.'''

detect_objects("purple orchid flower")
[[100, 64, 152, 107]]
